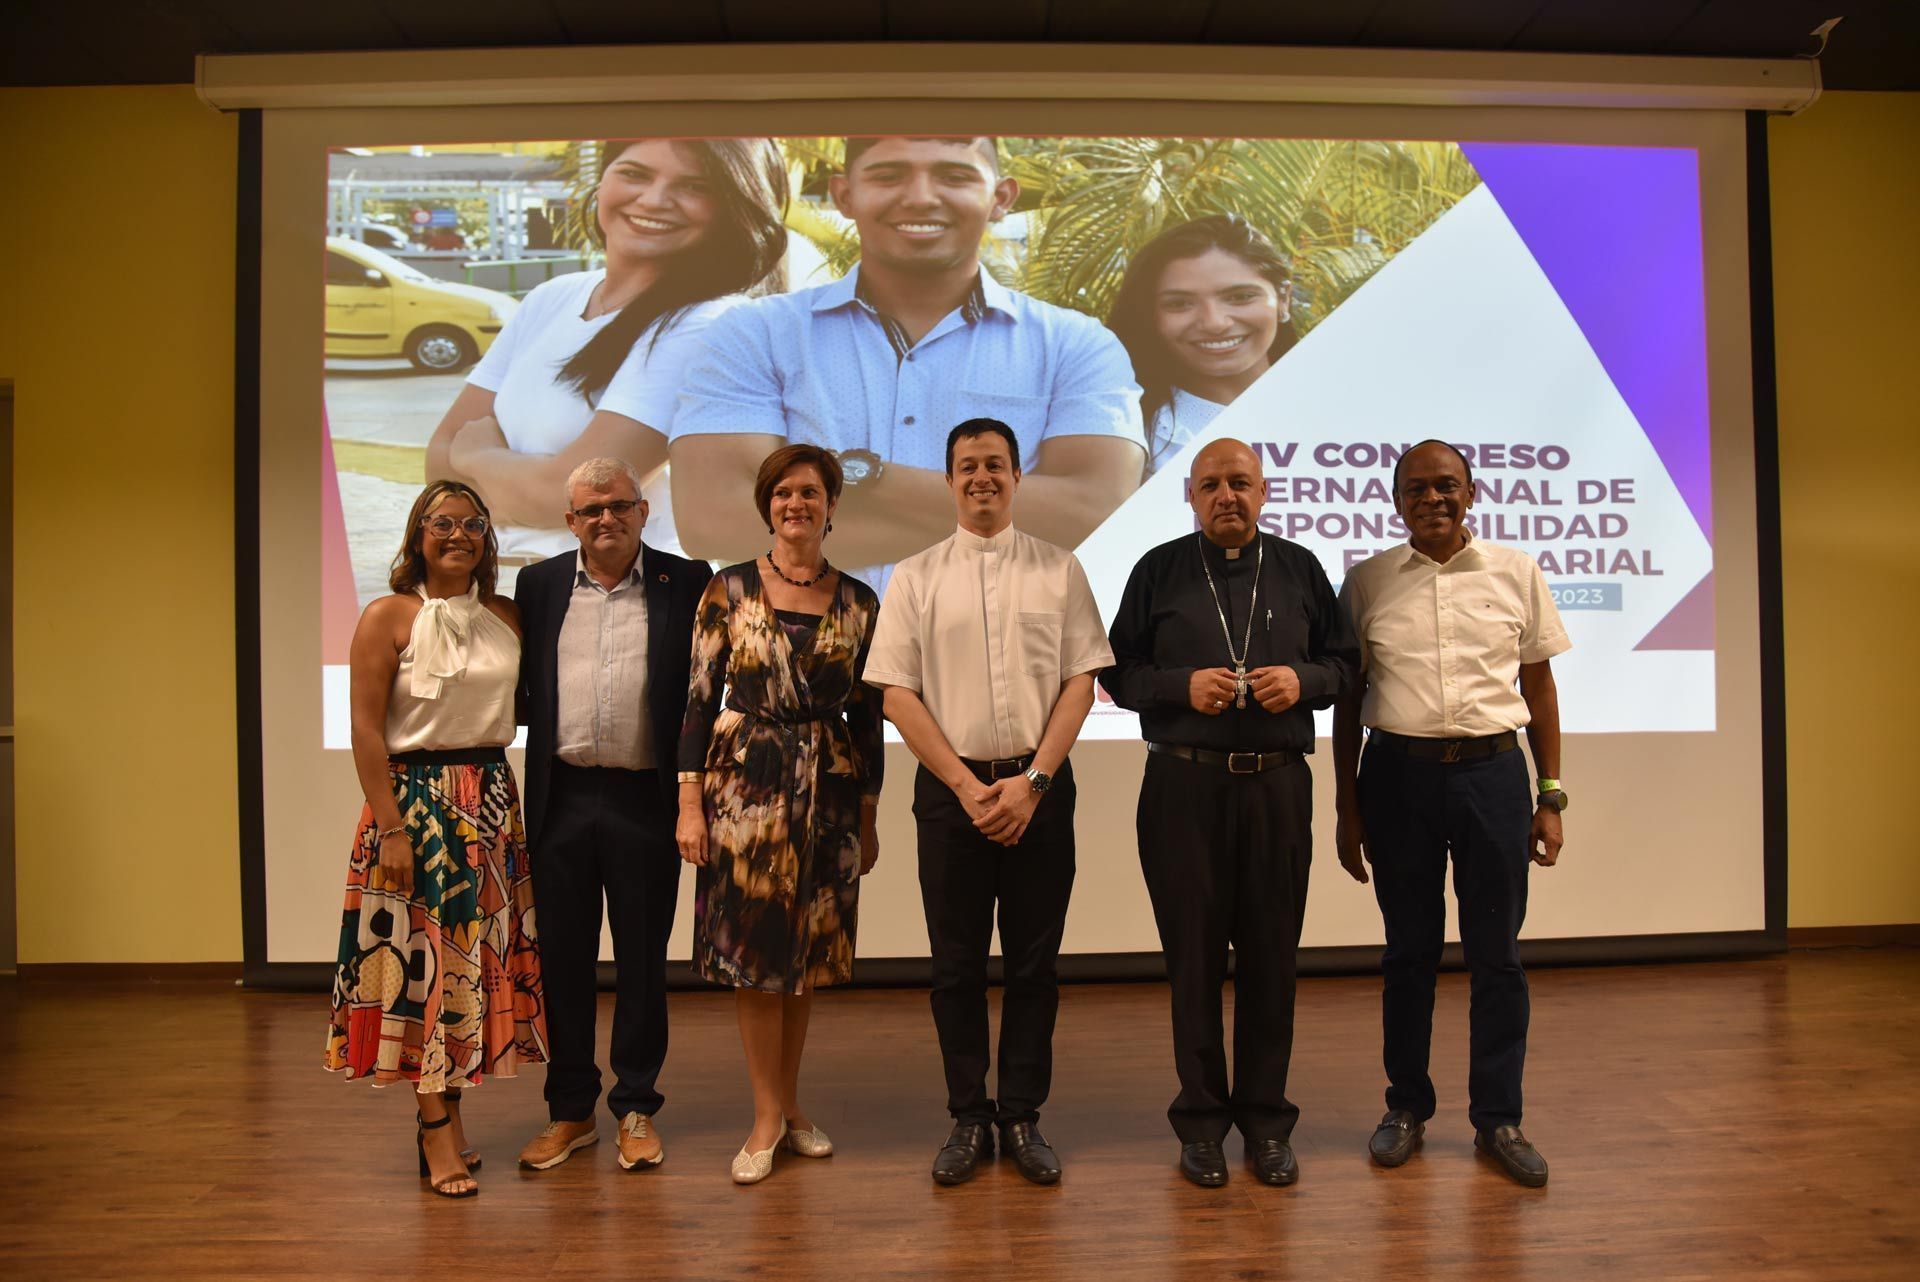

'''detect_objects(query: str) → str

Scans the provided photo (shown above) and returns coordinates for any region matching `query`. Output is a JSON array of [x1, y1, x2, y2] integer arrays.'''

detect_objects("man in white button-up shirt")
[[512, 459, 712, 1174], [1332, 439, 1570, 1189], [865, 418, 1113, 1188]]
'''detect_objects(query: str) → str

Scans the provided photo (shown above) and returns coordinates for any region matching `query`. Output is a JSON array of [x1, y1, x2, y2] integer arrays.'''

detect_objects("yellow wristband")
[[1536, 778, 1561, 793]]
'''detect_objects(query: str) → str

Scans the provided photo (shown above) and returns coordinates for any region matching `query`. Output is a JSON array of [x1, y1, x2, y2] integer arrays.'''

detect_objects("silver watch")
[[1024, 767, 1052, 794]]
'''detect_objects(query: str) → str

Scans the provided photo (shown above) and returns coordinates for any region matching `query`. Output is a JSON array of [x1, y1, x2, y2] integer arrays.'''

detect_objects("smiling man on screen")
[[669, 136, 1144, 585]]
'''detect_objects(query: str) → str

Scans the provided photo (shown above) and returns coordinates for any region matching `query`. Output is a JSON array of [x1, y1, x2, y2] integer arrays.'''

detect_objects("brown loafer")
[[1475, 1125, 1549, 1187], [519, 1118, 598, 1170]]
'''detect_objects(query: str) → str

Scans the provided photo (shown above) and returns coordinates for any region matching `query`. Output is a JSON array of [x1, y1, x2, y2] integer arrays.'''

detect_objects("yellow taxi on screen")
[[325, 236, 517, 372]]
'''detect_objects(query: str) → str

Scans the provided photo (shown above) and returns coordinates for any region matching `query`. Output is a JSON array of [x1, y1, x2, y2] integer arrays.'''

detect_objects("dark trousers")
[[532, 761, 681, 1123], [1358, 741, 1532, 1131], [913, 760, 1076, 1128], [1137, 752, 1313, 1144]]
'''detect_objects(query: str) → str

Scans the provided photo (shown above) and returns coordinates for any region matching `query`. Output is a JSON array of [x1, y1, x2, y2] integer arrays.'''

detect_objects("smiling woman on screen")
[[426, 137, 789, 563], [1107, 215, 1295, 478]]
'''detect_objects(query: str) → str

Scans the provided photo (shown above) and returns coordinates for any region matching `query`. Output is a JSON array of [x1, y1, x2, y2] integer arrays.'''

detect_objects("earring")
[[826, 521, 834, 534], [766, 524, 775, 535]]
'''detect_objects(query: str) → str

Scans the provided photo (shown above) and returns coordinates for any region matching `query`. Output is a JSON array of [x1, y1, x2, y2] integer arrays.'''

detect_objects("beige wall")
[[0, 87, 239, 961], [1769, 92, 1920, 928], [0, 85, 1911, 962]]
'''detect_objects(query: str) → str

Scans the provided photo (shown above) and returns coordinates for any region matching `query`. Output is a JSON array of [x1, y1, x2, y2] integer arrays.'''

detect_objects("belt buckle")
[[1227, 751, 1259, 774], [991, 759, 1024, 780], [1441, 740, 1464, 764]]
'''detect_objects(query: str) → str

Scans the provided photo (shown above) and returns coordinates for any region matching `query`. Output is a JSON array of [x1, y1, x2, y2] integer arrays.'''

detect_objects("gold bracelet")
[[376, 823, 407, 842], [677, 770, 705, 784]]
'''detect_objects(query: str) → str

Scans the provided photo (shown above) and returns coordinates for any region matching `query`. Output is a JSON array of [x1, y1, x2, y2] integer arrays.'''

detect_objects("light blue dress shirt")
[[671, 266, 1145, 472]]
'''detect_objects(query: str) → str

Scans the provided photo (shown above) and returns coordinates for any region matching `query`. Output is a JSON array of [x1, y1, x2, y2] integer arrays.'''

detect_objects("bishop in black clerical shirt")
[[1101, 436, 1358, 1190]]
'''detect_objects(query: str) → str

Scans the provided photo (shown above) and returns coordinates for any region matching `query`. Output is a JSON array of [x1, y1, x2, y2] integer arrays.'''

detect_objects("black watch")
[[837, 448, 885, 488], [1536, 789, 1569, 813], [1024, 767, 1052, 794]]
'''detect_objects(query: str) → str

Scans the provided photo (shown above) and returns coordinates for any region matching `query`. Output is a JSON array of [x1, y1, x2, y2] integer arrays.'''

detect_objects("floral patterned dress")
[[681, 561, 884, 993]]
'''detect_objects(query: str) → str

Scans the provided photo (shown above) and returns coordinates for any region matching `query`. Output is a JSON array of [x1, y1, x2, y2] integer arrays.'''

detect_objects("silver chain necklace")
[[1197, 533, 1262, 709]]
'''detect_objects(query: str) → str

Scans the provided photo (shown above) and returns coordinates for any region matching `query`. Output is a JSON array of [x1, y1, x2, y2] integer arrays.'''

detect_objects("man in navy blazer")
[[513, 457, 711, 1172]]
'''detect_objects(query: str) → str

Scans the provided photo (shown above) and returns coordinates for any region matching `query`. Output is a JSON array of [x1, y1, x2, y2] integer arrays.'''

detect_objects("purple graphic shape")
[[1461, 142, 1713, 543], [1632, 571, 1715, 652]]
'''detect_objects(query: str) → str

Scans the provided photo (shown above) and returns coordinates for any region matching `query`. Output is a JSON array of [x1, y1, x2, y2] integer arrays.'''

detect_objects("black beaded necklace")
[[766, 549, 831, 588]]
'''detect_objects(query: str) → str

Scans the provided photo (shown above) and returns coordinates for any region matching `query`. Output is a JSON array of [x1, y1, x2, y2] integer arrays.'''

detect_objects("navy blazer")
[[514, 543, 714, 852]]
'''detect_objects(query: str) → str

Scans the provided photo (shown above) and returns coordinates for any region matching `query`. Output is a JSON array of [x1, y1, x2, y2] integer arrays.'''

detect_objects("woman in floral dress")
[[676, 444, 883, 1184]]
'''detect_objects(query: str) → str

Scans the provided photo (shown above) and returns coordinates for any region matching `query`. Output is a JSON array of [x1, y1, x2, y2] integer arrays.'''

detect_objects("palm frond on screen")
[[1008, 137, 1482, 334], [553, 139, 604, 259], [784, 200, 862, 279]]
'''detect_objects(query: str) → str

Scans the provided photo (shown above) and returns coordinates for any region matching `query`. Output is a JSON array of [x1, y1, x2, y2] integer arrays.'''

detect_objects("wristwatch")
[[1536, 778, 1569, 813], [836, 448, 885, 488], [1024, 767, 1052, 794]]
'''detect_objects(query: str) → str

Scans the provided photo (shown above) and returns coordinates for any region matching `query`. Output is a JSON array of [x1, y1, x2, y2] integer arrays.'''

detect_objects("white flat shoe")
[[784, 1122, 833, 1158], [731, 1121, 788, 1185]]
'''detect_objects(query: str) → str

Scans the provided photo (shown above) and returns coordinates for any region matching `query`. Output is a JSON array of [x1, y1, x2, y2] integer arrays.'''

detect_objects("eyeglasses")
[[422, 514, 490, 538], [571, 499, 641, 521]]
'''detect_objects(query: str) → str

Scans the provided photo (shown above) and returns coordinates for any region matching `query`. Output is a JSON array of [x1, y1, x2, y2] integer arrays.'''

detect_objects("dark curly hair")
[[1107, 213, 1294, 423]]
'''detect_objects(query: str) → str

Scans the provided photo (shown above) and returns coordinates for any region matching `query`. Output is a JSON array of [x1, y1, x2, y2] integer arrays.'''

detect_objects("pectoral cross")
[[1233, 662, 1249, 710]]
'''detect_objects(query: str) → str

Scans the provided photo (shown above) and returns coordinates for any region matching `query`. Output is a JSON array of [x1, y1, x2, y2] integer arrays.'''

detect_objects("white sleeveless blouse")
[[385, 584, 520, 753]]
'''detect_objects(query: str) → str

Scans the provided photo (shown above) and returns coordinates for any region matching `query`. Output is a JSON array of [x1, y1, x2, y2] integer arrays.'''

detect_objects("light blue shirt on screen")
[[671, 266, 1145, 471]]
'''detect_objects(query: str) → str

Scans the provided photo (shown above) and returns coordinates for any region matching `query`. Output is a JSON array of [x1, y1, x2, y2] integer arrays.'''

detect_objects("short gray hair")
[[565, 456, 646, 504]]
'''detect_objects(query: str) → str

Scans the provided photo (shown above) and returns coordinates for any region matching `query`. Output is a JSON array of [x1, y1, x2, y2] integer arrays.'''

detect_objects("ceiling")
[[4, 0, 1915, 92]]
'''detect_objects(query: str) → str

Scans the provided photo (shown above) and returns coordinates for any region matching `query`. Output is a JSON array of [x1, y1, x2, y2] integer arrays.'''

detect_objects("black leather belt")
[[960, 754, 1034, 782], [1368, 729, 1518, 763], [1148, 742, 1300, 774], [390, 747, 506, 767]]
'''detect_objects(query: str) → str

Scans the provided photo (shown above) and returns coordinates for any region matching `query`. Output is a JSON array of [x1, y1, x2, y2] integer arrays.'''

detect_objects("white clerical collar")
[[953, 523, 1018, 553]]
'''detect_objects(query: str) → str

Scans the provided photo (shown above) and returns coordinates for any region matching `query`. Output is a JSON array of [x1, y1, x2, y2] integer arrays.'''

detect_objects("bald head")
[[1188, 436, 1265, 549], [1189, 437, 1262, 483]]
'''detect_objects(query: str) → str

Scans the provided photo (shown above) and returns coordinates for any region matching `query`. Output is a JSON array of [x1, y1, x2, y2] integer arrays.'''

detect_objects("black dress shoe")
[[1369, 1110, 1425, 1167], [1475, 1125, 1549, 1187], [1245, 1138, 1298, 1186], [932, 1123, 993, 1186], [1179, 1140, 1229, 1187], [999, 1122, 1062, 1185]]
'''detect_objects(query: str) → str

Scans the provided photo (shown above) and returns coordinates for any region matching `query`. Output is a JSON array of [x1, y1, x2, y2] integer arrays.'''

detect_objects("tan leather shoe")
[[518, 1118, 598, 1170], [617, 1112, 665, 1170]]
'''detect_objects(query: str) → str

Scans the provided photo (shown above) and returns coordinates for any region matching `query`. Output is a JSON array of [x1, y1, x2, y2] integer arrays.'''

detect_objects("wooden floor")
[[3, 950, 1918, 1281]]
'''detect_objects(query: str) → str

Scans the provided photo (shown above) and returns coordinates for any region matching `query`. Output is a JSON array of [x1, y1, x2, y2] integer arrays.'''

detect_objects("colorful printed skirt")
[[325, 752, 548, 1091]]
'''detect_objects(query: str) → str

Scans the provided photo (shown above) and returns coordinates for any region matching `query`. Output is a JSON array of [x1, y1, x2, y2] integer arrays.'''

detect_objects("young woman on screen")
[[1107, 214, 1294, 478], [426, 137, 789, 563], [324, 480, 545, 1199]]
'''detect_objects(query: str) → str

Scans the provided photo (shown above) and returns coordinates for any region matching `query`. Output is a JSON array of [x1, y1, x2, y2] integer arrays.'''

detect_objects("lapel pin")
[[658, 573, 669, 583]]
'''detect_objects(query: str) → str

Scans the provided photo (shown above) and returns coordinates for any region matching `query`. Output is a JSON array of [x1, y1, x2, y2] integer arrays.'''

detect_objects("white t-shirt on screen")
[[466, 268, 741, 559]]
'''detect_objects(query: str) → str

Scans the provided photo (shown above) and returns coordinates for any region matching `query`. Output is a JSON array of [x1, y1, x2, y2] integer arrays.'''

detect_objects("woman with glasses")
[[676, 444, 883, 1184], [1107, 215, 1295, 478], [325, 479, 548, 1199], [426, 137, 789, 569]]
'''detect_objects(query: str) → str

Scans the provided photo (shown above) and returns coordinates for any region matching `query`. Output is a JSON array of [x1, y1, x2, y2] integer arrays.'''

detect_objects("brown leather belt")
[[960, 754, 1034, 782], [1368, 729, 1518, 763], [1147, 742, 1300, 774]]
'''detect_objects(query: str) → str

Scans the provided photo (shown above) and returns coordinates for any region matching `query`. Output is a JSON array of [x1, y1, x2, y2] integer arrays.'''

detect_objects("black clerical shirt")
[[1102, 531, 1359, 753]]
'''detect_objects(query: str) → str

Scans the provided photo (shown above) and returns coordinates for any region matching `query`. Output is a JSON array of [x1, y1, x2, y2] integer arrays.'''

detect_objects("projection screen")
[[229, 48, 1793, 979]]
